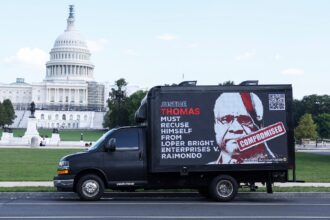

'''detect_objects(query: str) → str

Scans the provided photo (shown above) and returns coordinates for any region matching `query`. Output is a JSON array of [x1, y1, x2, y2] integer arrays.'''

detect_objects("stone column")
[[50, 88, 55, 101], [54, 88, 57, 103], [75, 89, 78, 103]]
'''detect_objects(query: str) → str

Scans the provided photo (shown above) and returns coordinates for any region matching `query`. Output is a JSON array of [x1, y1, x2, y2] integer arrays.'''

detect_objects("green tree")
[[219, 80, 235, 86], [293, 95, 330, 126], [126, 90, 147, 125], [295, 113, 318, 141], [103, 78, 129, 128], [315, 113, 330, 140], [0, 102, 5, 127], [2, 99, 15, 126]]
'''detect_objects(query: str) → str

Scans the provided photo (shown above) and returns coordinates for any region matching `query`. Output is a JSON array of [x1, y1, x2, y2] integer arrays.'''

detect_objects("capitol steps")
[[13, 110, 30, 128]]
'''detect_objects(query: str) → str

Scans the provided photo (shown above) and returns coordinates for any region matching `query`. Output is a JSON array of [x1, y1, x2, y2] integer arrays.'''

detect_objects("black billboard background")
[[155, 90, 289, 166]]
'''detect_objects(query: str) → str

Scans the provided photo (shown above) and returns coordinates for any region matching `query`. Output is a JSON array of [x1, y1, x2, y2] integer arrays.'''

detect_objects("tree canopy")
[[103, 78, 147, 128], [294, 113, 318, 141], [219, 80, 235, 86], [315, 113, 330, 139], [293, 95, 330, 140], [0, 99, 15, 127], [126, 90, 147, 125], [293, 95, 330, 126]]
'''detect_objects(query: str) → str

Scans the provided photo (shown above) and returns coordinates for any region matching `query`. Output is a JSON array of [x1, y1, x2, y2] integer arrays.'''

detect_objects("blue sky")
[[0, 0, 329, 99]]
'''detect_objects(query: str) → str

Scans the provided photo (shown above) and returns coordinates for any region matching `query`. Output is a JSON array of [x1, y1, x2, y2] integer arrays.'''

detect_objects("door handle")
[[139, 151, 143, 160]]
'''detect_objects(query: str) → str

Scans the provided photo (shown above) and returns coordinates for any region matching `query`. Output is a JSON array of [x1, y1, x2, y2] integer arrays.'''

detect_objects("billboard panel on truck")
[[150, 86, 293, 169]]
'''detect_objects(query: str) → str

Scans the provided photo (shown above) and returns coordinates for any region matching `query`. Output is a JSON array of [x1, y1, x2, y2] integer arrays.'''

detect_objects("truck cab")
[[54, 126, 147, 200]]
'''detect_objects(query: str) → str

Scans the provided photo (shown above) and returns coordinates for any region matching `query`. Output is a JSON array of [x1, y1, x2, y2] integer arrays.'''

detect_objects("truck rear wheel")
[[76, 174, 104, 201], [209, 175, 238, 202]]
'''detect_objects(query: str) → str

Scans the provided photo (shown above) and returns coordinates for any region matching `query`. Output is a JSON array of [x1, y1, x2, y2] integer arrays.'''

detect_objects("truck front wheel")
[[209, 175, 238, 202], [76, 174, 104, 201]]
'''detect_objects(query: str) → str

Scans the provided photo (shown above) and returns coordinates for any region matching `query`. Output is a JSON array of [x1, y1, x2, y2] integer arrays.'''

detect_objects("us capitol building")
[[0, 6, 119, 129]]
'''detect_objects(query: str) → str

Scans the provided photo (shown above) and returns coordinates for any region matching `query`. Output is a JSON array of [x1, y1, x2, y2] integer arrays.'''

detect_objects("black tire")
[[209, 175, 238, 202], [76, 174, 104, 201]]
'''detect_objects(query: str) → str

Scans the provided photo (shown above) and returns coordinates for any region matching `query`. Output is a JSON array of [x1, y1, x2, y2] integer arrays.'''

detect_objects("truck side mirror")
[[106, 138, 116, 152]]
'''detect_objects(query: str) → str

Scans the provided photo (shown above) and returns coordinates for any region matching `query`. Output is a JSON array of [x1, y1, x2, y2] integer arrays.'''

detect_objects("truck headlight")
[[58, 161, 70, 175], [59, 160, 69, 168]]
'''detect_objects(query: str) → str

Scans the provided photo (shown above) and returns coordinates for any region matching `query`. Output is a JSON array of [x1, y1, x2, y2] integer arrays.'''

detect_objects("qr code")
[[269, 94, 285, 110]]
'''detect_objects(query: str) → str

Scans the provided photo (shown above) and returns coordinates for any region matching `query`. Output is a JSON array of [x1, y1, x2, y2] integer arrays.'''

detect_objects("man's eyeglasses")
[[216, 115, 254, 127]]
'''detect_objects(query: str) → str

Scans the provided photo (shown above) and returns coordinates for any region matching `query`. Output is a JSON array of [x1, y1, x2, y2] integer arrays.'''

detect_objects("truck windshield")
[[87, 129, 113, 152]]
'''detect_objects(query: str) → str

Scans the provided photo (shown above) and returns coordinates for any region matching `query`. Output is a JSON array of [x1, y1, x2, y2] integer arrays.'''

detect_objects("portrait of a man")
[[212, 92, 275, 164]]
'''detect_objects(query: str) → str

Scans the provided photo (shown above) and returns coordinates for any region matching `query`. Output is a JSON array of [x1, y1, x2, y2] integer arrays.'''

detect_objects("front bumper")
[[53, 175, 75, 191]]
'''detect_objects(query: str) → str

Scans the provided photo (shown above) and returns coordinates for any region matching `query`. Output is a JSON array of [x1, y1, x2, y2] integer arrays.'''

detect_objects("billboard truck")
[[54, 81, 295, 201]]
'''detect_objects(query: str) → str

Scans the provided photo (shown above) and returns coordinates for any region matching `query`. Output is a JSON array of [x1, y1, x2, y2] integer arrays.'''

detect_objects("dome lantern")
[[45, 5, 94, 82], [66, 5, 75, 31]]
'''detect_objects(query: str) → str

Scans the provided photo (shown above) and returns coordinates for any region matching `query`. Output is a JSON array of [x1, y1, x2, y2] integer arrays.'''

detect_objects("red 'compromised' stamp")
[[237, 122, 286, 151]]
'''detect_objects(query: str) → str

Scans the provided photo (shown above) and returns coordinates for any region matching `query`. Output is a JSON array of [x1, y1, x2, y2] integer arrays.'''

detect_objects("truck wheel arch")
[[74, 169, 108, 192]]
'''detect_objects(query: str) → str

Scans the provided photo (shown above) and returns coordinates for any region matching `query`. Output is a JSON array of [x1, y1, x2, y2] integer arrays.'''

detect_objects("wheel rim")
[[216, 180, 233, 198], [82, 179, 99, 198]]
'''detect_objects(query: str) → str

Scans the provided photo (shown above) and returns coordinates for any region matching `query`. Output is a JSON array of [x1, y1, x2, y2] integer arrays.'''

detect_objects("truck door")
[[103, 128, 147, 186]]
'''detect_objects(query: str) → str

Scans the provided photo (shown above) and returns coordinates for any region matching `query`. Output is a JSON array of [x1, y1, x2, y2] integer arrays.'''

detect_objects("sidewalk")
[[1, 181, 330, 188], [0, 181, 53, 187]]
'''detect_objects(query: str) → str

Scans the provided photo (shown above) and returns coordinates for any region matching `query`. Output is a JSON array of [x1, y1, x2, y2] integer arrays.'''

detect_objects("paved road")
[[0, 192, 330, 219]]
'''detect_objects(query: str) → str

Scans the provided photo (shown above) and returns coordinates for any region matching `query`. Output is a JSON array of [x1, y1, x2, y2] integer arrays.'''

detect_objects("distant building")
[[0, 5, 137, 129]]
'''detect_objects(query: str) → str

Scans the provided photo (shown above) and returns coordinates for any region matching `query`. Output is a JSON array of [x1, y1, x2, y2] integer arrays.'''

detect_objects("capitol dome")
[[45, 5, 94, 82]]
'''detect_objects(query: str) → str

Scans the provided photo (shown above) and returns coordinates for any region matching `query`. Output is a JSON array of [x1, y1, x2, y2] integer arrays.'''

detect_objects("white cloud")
[[157, 33, 177, 41], [281, 68, 304, 76], [123, 49, 140, 56], [275, 53, 281, 61], [3, 48, 48, 70], [235, 50, 256, 61], [86, 39, 108, 52], [187, 43, 199, 48]]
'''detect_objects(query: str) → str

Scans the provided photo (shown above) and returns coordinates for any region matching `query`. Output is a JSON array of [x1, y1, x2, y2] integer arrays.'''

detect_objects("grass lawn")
[[294, 152, 330, 182], [0, 148, 79, 181], [0, 150, 329, 182], [0, 129, 106, 141]]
